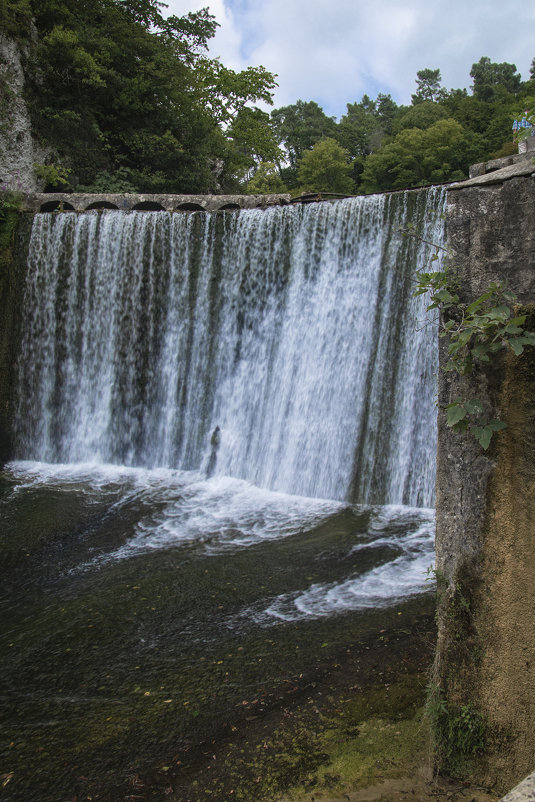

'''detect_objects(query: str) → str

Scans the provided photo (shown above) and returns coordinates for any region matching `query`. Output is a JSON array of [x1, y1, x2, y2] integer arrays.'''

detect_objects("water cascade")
[[2, 189, 445, 799], [14, 189, 445, 506]]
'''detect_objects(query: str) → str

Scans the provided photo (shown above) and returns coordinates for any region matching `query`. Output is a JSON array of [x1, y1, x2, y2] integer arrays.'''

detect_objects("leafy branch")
[[403, 226, 535, 449]]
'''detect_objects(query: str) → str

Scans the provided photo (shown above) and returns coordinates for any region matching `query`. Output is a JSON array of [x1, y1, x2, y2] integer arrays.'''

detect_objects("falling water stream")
[[0, 189, 444, 799]]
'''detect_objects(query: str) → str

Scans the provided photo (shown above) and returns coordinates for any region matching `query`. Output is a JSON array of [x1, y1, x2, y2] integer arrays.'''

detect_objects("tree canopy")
[[3, 0, 277, 192], [296, 138, 354, 194], [2, 4, 532, 196]]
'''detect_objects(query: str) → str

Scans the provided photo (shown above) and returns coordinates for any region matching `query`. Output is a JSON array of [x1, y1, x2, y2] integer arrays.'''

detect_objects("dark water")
[[0, 462, 434, 800]]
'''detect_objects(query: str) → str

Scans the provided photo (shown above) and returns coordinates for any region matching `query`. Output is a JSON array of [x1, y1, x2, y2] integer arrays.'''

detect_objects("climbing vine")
[[403, 225, 535, 449]]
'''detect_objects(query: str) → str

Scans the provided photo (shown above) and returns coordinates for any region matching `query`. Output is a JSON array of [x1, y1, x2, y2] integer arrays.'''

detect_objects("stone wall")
[[21, 192, 291, 212], [434, 163, 535, 793]]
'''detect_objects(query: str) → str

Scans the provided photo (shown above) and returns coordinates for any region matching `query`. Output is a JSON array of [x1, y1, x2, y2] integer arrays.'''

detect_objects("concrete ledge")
[[20, 192, 291, 213], [449, 156, 535, 189], [468, 151, 535, 180], [500, 771, 535, 801]]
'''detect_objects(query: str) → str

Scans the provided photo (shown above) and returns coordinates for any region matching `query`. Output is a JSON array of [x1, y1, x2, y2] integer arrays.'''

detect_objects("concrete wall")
[[434, 163, 535, 793]]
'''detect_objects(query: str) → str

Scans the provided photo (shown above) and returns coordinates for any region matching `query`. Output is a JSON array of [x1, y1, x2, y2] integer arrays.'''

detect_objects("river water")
[[0, 191, 444, 799]]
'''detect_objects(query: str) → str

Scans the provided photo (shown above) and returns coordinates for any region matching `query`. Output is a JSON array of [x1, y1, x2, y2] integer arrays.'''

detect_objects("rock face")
[[435, 166, 535, 793], [0, 32, 47, 192]]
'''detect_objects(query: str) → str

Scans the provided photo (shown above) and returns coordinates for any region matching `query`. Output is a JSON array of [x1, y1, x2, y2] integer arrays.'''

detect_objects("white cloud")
[[163, 0, 535, 118]]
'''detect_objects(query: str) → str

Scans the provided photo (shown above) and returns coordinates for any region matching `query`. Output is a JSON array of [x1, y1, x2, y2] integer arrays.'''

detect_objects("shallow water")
[[0, 461, 434, 800]]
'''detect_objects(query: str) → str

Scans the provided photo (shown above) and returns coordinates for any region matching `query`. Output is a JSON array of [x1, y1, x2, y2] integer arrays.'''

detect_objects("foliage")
[[0, 0, 32, 38], [6, 0, 277, 193], [78, 168, 138, 193], [33, 162, 70, 190], [0, 187, 23, 215], [395, 101, 449, 132], [3, 0, 535, 195], [0, 190, 23, 274], [427, 685, 486, 774], [412, 68, 447, 104], [470, 56, 521, 101], [246, 162, 287, 194], [360, 119, 482, 192], [223, 107, 284, 189], [337, 96, 382, 157], [296, 138, 355, 194], [411, 237, 535, 449], [271, 100, 338, 177]]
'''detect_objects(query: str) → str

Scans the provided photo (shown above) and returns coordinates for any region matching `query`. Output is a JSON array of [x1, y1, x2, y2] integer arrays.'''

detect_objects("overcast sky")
[[163, 0, 535, 119]]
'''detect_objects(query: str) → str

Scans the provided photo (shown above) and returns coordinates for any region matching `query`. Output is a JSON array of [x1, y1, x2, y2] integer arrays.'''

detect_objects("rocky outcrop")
[[0, 32, 47, 192]]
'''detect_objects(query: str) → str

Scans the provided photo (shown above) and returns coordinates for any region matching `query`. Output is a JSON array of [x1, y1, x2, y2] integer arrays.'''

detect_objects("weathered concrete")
[[21, 192, 291, 213], [468, 150, 535, 180], [500, 771, 535, 802], [434, 169, 535, 793]]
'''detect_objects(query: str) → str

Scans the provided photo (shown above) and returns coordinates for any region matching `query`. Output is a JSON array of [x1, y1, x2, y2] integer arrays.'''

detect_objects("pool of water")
[[0, 461, 434, 801]]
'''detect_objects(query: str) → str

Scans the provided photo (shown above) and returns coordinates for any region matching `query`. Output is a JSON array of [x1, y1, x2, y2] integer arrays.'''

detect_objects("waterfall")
[[14, 189, 445, 506]]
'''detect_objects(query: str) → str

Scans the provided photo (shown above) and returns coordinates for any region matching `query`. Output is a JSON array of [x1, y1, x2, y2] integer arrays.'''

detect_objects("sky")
[[163, 0, 535, 120]]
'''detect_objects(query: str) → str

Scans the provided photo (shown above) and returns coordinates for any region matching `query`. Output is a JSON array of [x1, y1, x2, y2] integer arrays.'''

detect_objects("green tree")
[[395, 101, 449, 132], [470, 57, 521, 101], [360, 119, 484, 193], [17, 0, 277, 192], [0, 0, 32, 37], [296, 138, 354, 194], [223, 107, 283, 189], [375, 93, 401, 135], [412, 68, 447, 104], [246, 162, 287, 194], [337, 97, 380, 157], [271, 100, 337, 172]]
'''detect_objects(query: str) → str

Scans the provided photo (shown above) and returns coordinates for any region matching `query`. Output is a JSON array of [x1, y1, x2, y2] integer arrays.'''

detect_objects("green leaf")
[[487, 304, 510, 321], [447, 404, 467, 426], [465, 296, 486, 315], [510, 339, 524, 355], [509, 316, 527, 327], [471, 343, 489, 358], [457, 329, 473, 347], [504, 324, 523, 335], [471, 425, 493, 450], [464, 399, 483, 415]]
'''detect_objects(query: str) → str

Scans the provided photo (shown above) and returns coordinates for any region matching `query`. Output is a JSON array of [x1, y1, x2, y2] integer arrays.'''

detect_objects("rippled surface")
[[0, 461, 434, 800]]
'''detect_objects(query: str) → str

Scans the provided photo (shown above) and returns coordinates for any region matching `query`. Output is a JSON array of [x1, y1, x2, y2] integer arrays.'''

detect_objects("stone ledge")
[[449, 156, 535, 189], [500, 771, 535, 801], [469, 146, 535, 179], [20, 192, 292, 213]]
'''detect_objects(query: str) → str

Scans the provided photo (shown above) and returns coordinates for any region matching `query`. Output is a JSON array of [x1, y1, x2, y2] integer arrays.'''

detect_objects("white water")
[[6, 459, 435, 619], [15, 191, 445, 507]]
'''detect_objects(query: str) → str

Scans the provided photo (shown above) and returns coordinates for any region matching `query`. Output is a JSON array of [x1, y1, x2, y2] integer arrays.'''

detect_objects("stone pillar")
[[433, 174, 535, 792]]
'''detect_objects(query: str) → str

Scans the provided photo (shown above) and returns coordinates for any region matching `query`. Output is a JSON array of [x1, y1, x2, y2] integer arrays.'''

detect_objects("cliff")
[[0, 32, 47, 192]]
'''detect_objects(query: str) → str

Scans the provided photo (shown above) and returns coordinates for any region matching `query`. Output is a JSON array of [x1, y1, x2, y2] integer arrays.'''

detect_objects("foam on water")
[[4, 462, 434, 619], [261, 510, 435, 622]]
